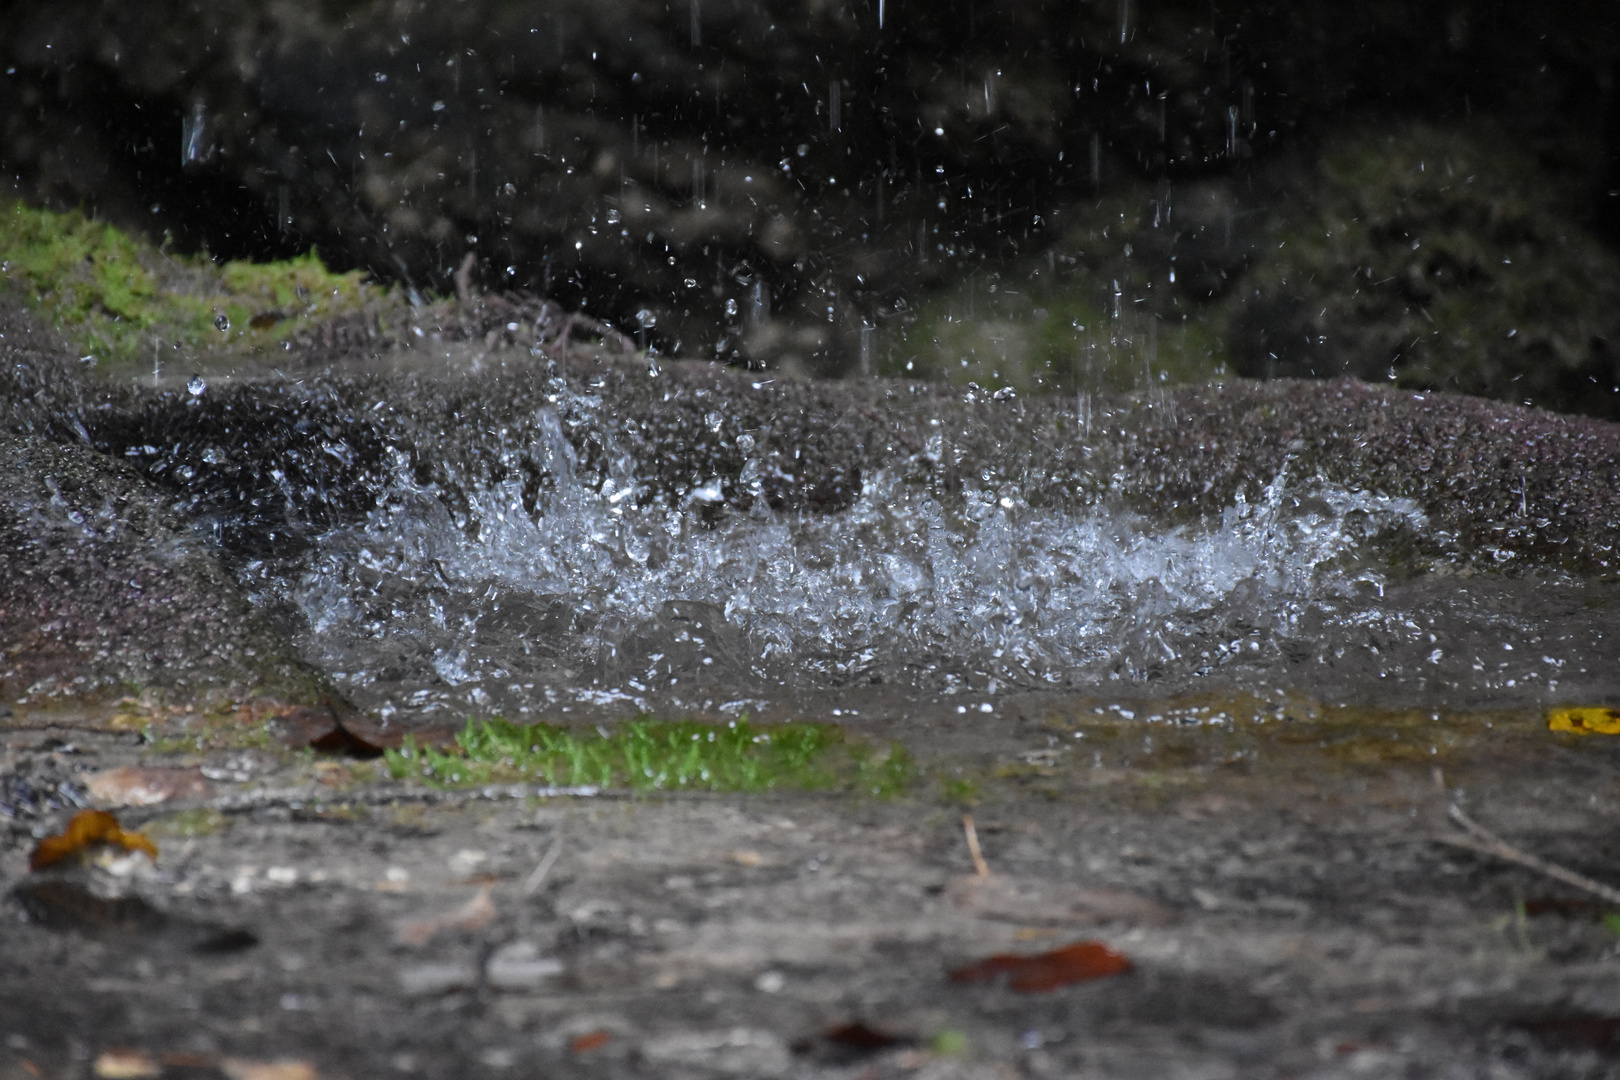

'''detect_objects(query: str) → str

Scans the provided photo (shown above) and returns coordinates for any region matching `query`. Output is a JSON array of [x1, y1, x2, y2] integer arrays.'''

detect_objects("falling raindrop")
[[181, 102, 212, 168], [214, 313, 230, 333], [187, 375, 207, 397], [748, 280, 770, 330]]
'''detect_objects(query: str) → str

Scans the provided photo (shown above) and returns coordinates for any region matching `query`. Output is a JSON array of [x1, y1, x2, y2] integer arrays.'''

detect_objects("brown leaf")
[[85, 766, 210, 807], [30, 810, 158, 870], [570, 1031, 611, 1054], [1515, 1014, 1620, 1050], [273, 702, 455, 757], [945, 873, 1177, 927], [307, 723, 385, 760], [394, 885, 497, 946], [949, 940, 1132, 992]]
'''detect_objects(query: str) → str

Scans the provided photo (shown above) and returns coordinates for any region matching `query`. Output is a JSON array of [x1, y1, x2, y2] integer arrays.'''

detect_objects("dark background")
[[3, 0, 1619, 412]]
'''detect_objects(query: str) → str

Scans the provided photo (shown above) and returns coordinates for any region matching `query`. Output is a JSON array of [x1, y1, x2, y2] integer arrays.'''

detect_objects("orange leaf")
[[949, 940, 1131, 993], [30, 810, 158, 871]]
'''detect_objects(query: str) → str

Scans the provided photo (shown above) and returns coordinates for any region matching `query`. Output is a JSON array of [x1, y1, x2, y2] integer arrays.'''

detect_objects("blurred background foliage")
[[1, 0, 1617, 414]]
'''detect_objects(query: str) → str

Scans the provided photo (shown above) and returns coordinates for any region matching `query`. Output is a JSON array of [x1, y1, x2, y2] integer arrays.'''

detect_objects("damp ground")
[[5, 686, 1620, 1080]]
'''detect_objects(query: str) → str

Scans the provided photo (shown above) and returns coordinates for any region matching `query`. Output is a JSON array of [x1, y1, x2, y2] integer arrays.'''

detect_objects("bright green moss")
[[385, 715, 913, 797], [0, 200, 375, 370]]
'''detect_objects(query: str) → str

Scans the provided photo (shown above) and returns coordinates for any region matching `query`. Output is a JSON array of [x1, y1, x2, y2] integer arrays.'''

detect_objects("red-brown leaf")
[[949, 940, 1131, 992]]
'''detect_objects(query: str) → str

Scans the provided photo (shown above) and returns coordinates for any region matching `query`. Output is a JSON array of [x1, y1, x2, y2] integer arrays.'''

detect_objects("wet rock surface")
[[0, 429, 325, 710], [7, 246, 1620, 1077]]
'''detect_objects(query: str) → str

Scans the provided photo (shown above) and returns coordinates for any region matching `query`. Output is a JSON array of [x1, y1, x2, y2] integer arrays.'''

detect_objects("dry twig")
[[962, 814, 990, 878], [1440, 803, 1620, 908], [523, 834, 565, 897]]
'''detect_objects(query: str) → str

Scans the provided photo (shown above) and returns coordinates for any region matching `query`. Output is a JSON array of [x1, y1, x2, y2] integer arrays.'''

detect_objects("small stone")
[[397, 962, 478, 997], [486, 940, 564, 990], [219, 1059, 318, 1080], [93, 1049, 160, 1079]]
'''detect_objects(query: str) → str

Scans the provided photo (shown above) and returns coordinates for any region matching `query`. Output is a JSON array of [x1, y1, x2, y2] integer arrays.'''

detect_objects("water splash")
[[244, 400, 1430, 716]]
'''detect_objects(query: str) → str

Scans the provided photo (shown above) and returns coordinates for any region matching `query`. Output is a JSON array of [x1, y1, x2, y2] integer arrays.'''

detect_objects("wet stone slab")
[[5, 302, 1620, 1078]]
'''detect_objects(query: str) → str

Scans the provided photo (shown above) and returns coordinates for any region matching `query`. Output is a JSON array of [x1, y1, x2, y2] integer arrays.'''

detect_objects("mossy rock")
[[0, 201, 380, 373]]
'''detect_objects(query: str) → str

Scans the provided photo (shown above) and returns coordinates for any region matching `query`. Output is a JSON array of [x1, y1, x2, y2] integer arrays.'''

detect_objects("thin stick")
[[962, 814, 990, 878], [1443, 803, 1620, 908], [523, 834, 565, 897]]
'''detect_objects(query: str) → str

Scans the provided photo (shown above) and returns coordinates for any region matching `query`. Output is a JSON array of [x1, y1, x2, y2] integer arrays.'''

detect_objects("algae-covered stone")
[[0, 201, 384, 374]]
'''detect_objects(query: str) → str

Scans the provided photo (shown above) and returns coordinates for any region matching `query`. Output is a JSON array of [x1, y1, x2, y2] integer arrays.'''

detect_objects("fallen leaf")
[[308, 723, 385, 760], [85, 766, 210, 807], [1523, 896, 1605, 919], [792, 1022, 912, 1064], [395, 885, 496, 946], [92, 1049, 160, 1079], [945, 873, 1177, 927], [1514, 1014, 1620, 1050], [823, 1022, 903, 1051], [570, 1031, 611, 1054], [220, 1058, 318, 1080], [949, 940, 1132, 992], [274, 703, 456, 756], [1548, 706, 1620, 735], [30, 810, 158, 870]]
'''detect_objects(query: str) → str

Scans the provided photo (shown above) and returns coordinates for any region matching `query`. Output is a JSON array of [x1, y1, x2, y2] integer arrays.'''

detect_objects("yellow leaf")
[[1548, 707, 1620, 736]]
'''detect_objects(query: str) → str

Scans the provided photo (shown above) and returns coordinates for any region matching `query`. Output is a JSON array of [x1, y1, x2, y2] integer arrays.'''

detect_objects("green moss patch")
[[886, 264, 1227, 394], [0, 200, 377, 370], [385, 716, 913, 797]]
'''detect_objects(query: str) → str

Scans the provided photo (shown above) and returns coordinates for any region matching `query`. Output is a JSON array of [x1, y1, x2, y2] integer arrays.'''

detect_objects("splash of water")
[[242, 399, 1429, 716]]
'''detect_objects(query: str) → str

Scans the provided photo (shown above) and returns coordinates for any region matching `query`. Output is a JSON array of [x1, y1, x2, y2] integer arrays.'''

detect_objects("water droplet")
[[213, 314, 230, 333], [635, 309, 658, 329], [187, 375, 207, 397]]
